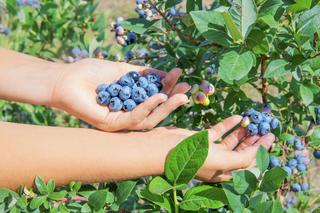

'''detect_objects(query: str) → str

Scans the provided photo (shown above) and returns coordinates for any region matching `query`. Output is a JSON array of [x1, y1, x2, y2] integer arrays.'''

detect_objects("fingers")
[[104, 93, 168, 131], [170, 82, 191, 97], [208, 115, 242, 141], [133, 94, 189, 130], [220, 127, 247, 150], [161, 68, 182, 94], [235, 135, 261, 151]]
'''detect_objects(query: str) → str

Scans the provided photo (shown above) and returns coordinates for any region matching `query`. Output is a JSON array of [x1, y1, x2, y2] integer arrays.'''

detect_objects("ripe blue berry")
[[296, 164, 307, 172], [243, 108, 255, 117], [270, 118, 279, 129], [270, 156, 280, 167], [247, 123, 258, 135], [97, 91, 111, 105], [288, 159, 298, 169], [127, 71, 141, 81], [109, 97, 123, 112], [127, 32, 137, 44], [102, 51, 108, 58], [259, 122, 271, 135], [291, 183, 301, 192], [132, 87, 148, 104], [282, 166, 292, 176], [263, 104, 272, 113], [72, 47, 81, 57], [295, 154, 305, 164], [146, 83, 159, 96], [96, 83, 108, 94], [107, 83, 122, 97], [136, 77, 149, 88], [119, 75, 135, 87], [123, 99, 137, 112], [301, 182, 309, 191], [313, 150, 320, 159], [294, 139, 304, 151], [249, 111, 263, 124], [261, 112, 272, 123], [146, 73, 161, 84], [119, 86, 132, 101]]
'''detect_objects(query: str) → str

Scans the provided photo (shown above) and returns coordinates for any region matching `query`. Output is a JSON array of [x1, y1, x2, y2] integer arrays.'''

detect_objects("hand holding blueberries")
[[51, 59, 190, 132]]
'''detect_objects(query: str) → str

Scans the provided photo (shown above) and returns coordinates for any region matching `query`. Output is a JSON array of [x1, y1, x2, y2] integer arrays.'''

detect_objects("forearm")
[[0, 48, 62, 106], [0, 122, 179, 189]]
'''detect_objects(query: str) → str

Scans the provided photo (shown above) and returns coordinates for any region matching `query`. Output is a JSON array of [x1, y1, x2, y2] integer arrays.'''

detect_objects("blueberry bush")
[[1, 0, 320, 212]]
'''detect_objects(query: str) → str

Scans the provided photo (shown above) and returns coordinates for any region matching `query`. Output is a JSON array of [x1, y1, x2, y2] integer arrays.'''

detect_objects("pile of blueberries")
[[96, 71, 162, 112], [16, 0, 40, 8], [241, 108, 279, 136], [111, 17, 137, 46]]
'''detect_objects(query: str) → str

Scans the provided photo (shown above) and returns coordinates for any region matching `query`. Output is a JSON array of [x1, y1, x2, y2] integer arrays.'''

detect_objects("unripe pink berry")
[[241, 116, 250, 127], [116, 36, 126, 45], [303, 158, 310, 165], [200, 80, 215, 96], [65, 56, 75, 63], [116, 26, 125, 35], [193, 92, 210, 106], [190, 84, 199, 94]]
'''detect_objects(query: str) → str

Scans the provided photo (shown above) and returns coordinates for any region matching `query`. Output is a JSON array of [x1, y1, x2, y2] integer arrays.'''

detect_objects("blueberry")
[[207, 66, 217, 76], [243, 108, 255, 117], [247, 123, 258, 135], [270, 118, 279, 129], [282, 166, 292, 176], [146, 83, 159, 96], [123, 99, 137, 112], [125, 50, 134, 60], [269, 156, 280, 167], [301, 183, 309, 191], [291, 183, 301, 192], [132, 87, 148, 104], [294, 139, 304, 151], [109, 97, 123, 112], [136, 77, 149, 88], [286, 136, 295, 146], [295, 154, 305, 164], [288, 159, 298, 169], [296, 163, 306, 172], [154, 82, 163, 90], [96, 83, 108, 94], [169, 7, 177, 16], [107, 83, 122, 97], [102, 50, 108, 58], [127, 71, 141, 81], [146, 73, 161, 84], [119, 86, 132, 101], [263, 104, 272, 113], [313, 150, 320, 159], [72, 47, 81, 57], [80, 49, 89, 59], [261, 112, 272, 123], [119, 75, 135, 87], [97, 91, 111, 105], [249, 111, 263, 124], [127, 32, 137, 43], [259, 122, 271, 135]]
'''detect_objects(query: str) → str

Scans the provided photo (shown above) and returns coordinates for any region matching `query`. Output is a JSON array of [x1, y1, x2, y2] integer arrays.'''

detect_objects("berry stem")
[[260, 55, 268, 104], [173, 186, 179, 213]]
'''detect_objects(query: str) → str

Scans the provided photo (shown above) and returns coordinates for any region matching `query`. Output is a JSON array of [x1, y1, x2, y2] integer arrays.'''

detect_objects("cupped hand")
[[153, 115, 275, 182], [51, 59, 190, 131]]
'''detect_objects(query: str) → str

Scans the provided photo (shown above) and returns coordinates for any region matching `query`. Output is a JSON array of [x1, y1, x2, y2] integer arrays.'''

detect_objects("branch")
[[260, 55, 268, 104]]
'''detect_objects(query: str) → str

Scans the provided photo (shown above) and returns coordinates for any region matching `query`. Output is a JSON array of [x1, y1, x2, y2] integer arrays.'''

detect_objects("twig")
[[260, 55, 268, 104]]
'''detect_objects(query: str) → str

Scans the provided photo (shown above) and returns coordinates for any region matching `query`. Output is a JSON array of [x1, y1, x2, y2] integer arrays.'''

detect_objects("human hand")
[[51, 59, 190, 131], [152, 115, 275, 182]]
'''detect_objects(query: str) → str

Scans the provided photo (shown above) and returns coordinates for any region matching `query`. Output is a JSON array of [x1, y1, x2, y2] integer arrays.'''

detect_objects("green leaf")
[[309, 127, 320, 148], [121, 19, 157, 34], [265, 59, 288, 78], [165, 131, 209, 185], [256, 146, 269, 173], [180, 185, 227, 211], [300, 84, 314, 106], [81, 203, 91, 213], [88, 190, 108, 211], [219, 50, 255, 83], [229, 0, 258, 38], [48, 191, 67, 200], [222, 183, 244, 212], [260, 167, 287, 192], [35, 176, 48, 195], [165, 0, 182, 9], [186, 0, 202, 12], [116, 181, 136, 205], [149, 177, 173, 195], [288, 0, 312, 13], [232, 170, 258, 194], [297, 5, 320, 36], [29, 196, 46, 210], [272, 199, 283, 213], [222, 12, 243, 42], [246, 29, 269, 54], [138, 188, 172, 212], [47, 179, 55, 194]]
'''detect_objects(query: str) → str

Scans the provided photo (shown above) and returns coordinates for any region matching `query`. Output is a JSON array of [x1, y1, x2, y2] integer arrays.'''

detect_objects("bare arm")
[[0, 116, 275, 190]]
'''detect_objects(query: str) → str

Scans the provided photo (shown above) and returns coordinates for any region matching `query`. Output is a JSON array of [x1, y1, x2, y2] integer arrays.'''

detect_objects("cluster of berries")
[[135, 0, 157, 20], [283, 194, 297, 210], [167, 6, 183, 17], [0, 26, 9, 36], [241, 108, 279, 136], [190, 81, 215, 106], [111, 17, 137, 46], [65, 47, 89, 63], [315, 106, 320, 125], [16, 0, 40, 8], [96, 71, 162, 112]]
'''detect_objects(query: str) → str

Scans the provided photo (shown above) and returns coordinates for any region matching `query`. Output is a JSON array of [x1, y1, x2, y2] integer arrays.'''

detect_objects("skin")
[[0, 48, 275, 189]]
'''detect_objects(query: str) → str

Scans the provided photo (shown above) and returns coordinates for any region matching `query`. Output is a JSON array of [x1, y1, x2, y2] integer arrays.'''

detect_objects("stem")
[[260, 55, 268, 104], [173, 186, 179, 213]]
